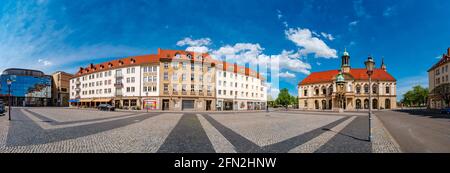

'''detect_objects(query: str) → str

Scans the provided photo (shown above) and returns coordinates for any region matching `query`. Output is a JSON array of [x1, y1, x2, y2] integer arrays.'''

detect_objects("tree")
[[275, 88, 292, 109], [402, 85, 429, 107], [431, 83, 450, 107]]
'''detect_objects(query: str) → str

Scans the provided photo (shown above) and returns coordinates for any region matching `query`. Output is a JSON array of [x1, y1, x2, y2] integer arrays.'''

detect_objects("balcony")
[[207, 92, 212, 96], [182, 91, 187, 95], [116, 91, 123, 97], [172, 91, 179, 95], [115, 73, 124, 78], [114, 83, 124, 88], [190, 91, 195, 95], [75, 88, 81, 92], [199, 91, 204, 96], [75, 81, 81, 85], [163, 91, 169, 95]]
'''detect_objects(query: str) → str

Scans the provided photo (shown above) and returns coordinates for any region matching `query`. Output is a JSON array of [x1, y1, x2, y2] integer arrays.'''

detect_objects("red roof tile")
[[72, 48, 265, 80], [299, 68, 396, 85]]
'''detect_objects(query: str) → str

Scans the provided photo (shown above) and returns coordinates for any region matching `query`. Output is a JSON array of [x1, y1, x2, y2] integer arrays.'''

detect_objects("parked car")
[[98, 104, 115, 111], [440, 108, 450, 114], [0, 100, 5, 115]]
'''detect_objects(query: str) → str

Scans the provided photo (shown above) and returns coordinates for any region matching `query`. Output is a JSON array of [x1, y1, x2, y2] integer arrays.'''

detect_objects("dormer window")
[[187, 54, 193, 60], [175, 53, 181, 59], [197, 56, 203, 61], [119, 60, 124, 66], [108, 63, 113, 68], [131, 58, 136, 64]]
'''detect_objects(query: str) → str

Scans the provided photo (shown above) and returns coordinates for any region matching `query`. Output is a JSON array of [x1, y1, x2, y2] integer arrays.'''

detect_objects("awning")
[[94, 98, 112, 102], [69, 99, 80, 103], [80, 99, 93, 102]]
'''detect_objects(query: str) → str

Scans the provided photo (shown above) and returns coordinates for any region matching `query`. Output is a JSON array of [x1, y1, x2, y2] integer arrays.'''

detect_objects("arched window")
[[187, 54, 193, 60], [328, 85, 333, 95], [372, 84, 378, 94], [356, 85, 361, 94], [356, 99, 362, 109], [315, 100, 319, 109], [373, 99, 378, 109], [364, 99, 369, 109], [321, 100, 326, 110], [364, 84, 369, 93], [386, 85, 390, 94], [328, 100, 332, 109], [315, 88, 320, 96], [385, 99, 391, 109], [322, 87, 327, 95]]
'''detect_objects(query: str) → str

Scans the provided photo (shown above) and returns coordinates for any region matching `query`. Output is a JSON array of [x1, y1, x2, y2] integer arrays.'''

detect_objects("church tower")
[[381, 58, 387, 71], [341, 48, 351, 73]]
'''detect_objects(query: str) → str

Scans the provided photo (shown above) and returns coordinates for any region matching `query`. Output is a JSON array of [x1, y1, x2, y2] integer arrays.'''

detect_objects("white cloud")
[[0, 1, 150, 74], [349, 21, 359, 26], [38, 59, 52, 66], [176, 37, 212, 53], [435, 55, 442, 59], [279, 71, 296, 78], [321, 32, 335, 41], [383, 6, 396, 17], [176, 37, 211, 47], [316, 62, 322, 66], [285, 28, 337, 58], [277, 10, 283, 19], [353, 0, 371, 19], [397, 74, 428, 101]]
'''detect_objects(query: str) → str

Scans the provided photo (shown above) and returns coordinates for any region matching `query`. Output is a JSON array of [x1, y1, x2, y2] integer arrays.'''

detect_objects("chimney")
[[447, 48, 450, 56]]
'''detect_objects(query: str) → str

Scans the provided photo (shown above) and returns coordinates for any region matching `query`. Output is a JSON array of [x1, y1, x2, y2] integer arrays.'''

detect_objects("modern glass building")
[[0, 68, 52, 106]]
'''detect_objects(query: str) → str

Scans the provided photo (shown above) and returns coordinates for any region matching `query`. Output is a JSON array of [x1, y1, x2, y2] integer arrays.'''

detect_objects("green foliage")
[[401, 85, 428, 107], [274, 88, 298, 108]]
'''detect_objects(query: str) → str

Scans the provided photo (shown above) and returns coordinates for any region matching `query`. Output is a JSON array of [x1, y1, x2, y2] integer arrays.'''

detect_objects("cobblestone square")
[[0, 108, 401, 153]]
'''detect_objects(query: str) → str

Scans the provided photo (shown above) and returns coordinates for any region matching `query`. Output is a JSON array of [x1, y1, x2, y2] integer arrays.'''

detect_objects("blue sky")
[[1, 0, 450, 101]]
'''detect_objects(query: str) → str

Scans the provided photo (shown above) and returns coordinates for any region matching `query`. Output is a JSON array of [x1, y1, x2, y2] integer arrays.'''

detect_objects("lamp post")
[[365, 56, 375, 142], [7, 79, 12, 121], [145, 92, 149, 113]]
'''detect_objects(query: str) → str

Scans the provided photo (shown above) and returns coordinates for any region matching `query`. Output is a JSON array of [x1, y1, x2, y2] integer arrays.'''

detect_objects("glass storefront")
[[0, 69, 52, 106]]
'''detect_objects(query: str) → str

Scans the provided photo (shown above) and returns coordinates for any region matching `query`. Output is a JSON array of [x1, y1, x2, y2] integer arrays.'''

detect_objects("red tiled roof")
[[299, 68, 396, 85], [428, 48, 450, 72], [72, 48, 265, 80]]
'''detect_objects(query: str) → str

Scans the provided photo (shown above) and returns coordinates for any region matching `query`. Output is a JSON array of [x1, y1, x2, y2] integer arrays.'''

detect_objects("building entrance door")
[[162, 99, 169, 110], [182, 100, 195, 111], [206, 100, 212, 111]]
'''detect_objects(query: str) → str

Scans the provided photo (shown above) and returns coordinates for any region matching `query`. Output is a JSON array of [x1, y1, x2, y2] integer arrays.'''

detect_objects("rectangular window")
[[164, 72, 168, 80], [191, 74, 195, 81], [131, 68, 135, 73], [172, 74, 177, 81], [164, 62, 169, 69], [191, 84, 195, 92], [173, 84, 178, 92], [182, 84, 187, 92], [164, 84, 169, 91], [144, 67, 148, 72], [143, 86, 148, 92], [182, 74, 186, 81], [182, 62, 186, 69]]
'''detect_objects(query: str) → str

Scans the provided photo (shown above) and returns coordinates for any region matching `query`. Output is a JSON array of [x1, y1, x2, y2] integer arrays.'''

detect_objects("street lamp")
[[7, 79, 12, 121], [365, 56, 375, 142], [145, 92, 149, 113]]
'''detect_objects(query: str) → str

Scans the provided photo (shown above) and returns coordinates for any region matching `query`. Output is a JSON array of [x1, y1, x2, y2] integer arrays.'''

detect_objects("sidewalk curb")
[[374, 114, 403, 153]]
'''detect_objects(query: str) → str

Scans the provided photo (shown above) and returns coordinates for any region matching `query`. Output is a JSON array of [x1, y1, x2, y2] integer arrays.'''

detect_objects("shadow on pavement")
[[394, 109, 450, 119]]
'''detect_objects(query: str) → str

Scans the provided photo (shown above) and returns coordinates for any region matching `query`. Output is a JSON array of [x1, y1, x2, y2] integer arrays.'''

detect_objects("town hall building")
[[297, 50, 397, 111]]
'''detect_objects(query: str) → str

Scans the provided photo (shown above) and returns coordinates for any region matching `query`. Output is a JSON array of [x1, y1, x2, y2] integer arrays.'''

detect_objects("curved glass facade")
[[0, 69, 52, 106]]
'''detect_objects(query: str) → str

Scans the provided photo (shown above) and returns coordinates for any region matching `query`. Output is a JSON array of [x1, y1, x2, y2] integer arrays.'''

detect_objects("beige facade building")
[[70, 49, 266, 111], [51, 71, 73, 107], [428, 48, 450, 109], [297, 50, 397, 111]]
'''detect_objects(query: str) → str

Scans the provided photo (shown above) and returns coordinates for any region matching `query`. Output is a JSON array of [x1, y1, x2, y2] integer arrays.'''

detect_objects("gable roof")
[[428, 48, 450, 72], [299, 68, 396, 85]]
